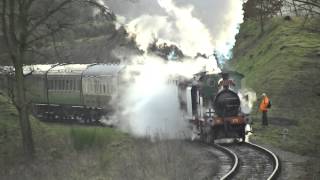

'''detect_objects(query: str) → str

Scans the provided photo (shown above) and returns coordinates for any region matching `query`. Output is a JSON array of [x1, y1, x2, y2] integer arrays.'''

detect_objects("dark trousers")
[[262, 111, 268, 126]]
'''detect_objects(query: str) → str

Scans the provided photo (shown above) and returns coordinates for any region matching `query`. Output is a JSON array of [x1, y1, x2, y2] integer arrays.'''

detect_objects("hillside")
[[230, 17, 320, 157]]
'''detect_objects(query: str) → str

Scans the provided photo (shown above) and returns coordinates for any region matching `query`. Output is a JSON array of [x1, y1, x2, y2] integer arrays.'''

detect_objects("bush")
[[69, 126, 125, 151], [70, 127, 97, 151]]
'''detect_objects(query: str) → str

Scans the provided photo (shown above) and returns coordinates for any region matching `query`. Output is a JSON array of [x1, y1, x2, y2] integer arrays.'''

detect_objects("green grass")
[[230, 17, 320, 156], [70, 126, 127, 151], [0, 94, 209, 179], [0, 93, 131, 179]]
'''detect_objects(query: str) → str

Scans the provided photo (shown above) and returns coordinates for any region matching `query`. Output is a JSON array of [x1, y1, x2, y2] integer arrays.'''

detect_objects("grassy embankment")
[[231, 17, 320, 157], [0, 93, 131, 180], [0, 93, 208, 180]]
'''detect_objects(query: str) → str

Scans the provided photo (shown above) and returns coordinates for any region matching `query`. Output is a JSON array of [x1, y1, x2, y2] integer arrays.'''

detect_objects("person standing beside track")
[[259, 93, 270, 126]]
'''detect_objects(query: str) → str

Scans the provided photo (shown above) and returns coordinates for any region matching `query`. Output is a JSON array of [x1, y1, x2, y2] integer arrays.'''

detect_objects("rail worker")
[[218, 72, 235, 90], [259, 93, 269, 126]]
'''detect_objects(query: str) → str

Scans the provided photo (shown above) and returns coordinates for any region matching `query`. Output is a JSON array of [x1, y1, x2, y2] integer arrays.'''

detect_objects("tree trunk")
[[14, 62, 35, 159], [292, 0, 299, 16]]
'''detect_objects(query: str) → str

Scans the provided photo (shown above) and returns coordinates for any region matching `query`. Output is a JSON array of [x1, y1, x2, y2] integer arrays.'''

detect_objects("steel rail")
[[245, 142, 280, 180], [217, 142, 280, 180], [212, 143, 239, 180]]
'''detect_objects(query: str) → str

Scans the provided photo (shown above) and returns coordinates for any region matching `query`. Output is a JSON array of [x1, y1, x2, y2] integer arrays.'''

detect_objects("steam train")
[[177, 71, 249, 143], [0, 64, 125, 124], [0, 63, 248, 141]]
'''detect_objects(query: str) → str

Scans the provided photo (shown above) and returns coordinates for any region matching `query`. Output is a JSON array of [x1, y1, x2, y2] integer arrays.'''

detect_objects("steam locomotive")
[[177, 71, 248, 143]]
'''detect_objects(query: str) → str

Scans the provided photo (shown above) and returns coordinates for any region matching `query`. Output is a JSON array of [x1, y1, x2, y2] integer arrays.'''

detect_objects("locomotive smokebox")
[[214, 89, 241, 117]]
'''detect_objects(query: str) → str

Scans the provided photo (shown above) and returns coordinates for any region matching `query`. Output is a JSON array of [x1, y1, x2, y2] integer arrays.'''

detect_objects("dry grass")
[[0, 94, 219, 180]]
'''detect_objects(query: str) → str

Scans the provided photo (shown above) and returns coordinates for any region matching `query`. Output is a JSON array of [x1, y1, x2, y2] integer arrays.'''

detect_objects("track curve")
[[212, 144, 239, 180], [218, 142, 280, 180]]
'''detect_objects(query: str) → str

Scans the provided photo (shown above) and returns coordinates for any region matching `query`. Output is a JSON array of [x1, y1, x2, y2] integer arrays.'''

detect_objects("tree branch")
[[294, 0, 320, 9], [27, 22, 69, 44], [25, 47, 51, 60], [26, 0, 73, 37], [82, 0, 116, 20]]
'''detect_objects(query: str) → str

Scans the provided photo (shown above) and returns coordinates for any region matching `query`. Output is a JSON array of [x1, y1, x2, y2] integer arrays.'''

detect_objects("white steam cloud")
[[107, 0, 244, 57], [127, 0, 214, 56], [238, 89, 257, 114], [112, 56, 220, 138], [103, 0, 244, 138]]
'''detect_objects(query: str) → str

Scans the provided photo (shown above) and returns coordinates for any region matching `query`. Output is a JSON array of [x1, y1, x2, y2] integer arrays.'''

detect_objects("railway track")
[[204, 144, 236, 180], [214, 142, 280, 180]]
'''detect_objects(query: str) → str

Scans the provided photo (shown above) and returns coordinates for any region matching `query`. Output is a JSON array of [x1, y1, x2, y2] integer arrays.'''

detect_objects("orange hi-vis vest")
[[259, 96, 269, 112]]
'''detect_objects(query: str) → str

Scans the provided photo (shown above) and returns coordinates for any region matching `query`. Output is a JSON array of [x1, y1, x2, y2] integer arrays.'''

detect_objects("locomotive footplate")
[[213, 116, 246, 126]]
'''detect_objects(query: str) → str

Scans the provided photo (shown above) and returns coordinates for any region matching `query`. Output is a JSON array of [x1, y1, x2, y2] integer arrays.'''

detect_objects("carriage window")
[[62, 80, 65, 90], [69, 80, 72, 90], [77, 80, 81, 90], [66, 80, 69, 90], [91, 79, 94, 93], [57, 80, 60, 90], [109, 78, 112, 93], [50, 80, 53, 89], [73, 80, 76, 90], [95, 80, 99, 93], [67, 80, 70, 90], [106, 84, 109, 94]]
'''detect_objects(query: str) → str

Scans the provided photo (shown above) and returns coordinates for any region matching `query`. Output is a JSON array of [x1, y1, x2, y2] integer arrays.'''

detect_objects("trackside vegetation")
[[0, 93, 217, 180], [230, 16, 320, 177], [0, 92, 129, 179]]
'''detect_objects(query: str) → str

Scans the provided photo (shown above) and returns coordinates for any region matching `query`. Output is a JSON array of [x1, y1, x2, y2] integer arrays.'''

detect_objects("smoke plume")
[[107, 0, 244, 57], [103, 0, 244, 138], [238, 89, 257, 114], [111, 55, 220, 138]]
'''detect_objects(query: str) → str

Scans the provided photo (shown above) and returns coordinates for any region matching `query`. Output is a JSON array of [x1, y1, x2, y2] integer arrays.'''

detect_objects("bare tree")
[[0, 0, 114, 159], [243, 0, 283, 33], [282, 0, 320, 16]]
